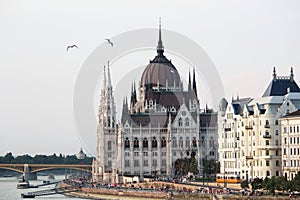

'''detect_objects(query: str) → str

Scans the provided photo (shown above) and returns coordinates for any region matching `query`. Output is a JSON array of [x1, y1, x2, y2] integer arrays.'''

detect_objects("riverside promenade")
[[61, 179, 297, 200]]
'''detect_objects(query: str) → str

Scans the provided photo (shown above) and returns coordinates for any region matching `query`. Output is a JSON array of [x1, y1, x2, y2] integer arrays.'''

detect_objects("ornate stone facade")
[[92, 24, 218, 183]]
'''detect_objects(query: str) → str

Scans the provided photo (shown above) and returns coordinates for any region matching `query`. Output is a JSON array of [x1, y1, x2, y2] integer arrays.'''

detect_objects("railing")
[[264, 124, 270, 128], [263, 134, 271, 139], [245, 126, 253, 130]]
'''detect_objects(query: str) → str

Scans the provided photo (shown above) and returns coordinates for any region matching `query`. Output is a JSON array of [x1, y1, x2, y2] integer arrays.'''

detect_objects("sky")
[[0, 0, 300, 156]]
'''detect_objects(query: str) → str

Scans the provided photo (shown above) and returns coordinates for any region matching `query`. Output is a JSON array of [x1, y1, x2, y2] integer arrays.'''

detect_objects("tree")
[[275, 176, 289, 192], [203, 159, 219, 175], [291, 172, 300, 192], [0, 152, 93, 165], [251, 177, 263, 190], [264, 176, 276, 195], [189, 157, 198, 174], [4, 152, 14, 163], [241, 180, 249, 190]]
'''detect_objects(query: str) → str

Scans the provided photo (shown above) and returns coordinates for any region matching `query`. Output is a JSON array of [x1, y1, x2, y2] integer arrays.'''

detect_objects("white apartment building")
[[218, 68, 300, 181], [280, 109, 300, 180]]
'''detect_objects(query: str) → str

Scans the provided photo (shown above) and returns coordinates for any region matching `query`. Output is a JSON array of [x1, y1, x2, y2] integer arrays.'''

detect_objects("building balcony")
[[260, 155, 272, 159], [245, 156, 253, 160], [257, 145, 279, 150], [224, 128, 231, 132], [245, 126, 253, 130], [264, 124, 270, 128], [263, 135, 271, 139]]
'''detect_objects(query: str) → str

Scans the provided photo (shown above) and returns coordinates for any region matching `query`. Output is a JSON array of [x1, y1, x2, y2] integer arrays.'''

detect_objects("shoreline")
[[60, 182, 297, 200]]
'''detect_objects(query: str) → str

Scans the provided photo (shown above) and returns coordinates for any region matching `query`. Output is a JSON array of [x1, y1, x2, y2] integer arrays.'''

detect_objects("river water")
[[0, 175, 89, 200]]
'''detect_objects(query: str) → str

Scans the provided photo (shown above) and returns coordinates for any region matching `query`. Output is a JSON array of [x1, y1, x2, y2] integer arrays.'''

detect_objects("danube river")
[[0, 175, 89, 200]]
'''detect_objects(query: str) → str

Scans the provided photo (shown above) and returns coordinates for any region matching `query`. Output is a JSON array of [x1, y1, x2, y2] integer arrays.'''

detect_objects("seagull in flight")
[[66, 44, 78, 51], [105, 39, 113, 47]]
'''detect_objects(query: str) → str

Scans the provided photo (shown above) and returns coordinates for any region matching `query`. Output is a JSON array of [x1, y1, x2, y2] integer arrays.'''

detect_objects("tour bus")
[[216, 173, 241, 183]]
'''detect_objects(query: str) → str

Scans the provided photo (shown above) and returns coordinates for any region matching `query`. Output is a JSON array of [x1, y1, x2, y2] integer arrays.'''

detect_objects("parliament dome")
[[141, 24, 181, 88]]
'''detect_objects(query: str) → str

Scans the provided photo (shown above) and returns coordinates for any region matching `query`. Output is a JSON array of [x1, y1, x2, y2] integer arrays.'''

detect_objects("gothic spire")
[[107, 61, 112, 92], [102, 64, 106, 86], [192, 67, 198, 98], [188, 70, 191, 91], [157, 17, 164, 55]]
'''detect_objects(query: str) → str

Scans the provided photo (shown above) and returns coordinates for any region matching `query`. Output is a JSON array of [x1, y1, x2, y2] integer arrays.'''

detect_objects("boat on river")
[[17, 176, 38, 189], [17, 180, 30, 189]]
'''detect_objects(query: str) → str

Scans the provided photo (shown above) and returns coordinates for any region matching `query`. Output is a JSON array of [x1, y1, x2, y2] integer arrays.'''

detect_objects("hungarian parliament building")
[[92, 25, 217, 183]]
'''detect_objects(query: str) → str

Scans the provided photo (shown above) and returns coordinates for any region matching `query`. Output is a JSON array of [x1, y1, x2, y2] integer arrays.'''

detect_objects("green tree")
[[275, 176, 289, 192], [265, 176, 276, 195], [189, 157, 198, 174], [291, 172, 300, 192], [15, 154, 33, 164], [203, 159, 219, 175], [251, 177, 263, 190], [0, 152, 93, 165], [4, 152, 14, 163], [241, 180, 249, 190]]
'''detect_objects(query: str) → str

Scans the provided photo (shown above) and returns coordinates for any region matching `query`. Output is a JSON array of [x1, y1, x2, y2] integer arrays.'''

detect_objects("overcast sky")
[[1, 0, 300, 156]]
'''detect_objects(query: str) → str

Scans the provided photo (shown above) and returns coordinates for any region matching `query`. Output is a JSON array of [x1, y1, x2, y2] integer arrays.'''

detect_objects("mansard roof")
[[231, 97, 252, 115], [280, 110, 300, 118], [262, 67, 300, 97]]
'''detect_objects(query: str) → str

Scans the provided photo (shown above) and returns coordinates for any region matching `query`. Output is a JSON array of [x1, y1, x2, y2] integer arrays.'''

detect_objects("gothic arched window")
[[143, 138, 148, 148], [161, 137, 166, 148], [185, 118, 190, 127], [107, 117, 111, 128], [152, 137, 157, 148], [125, 137, 130, 149], [192, 137, 197, 148], [134, 137, 139, 148], [178, 118, 182, 127], [179, 137, 183, 149], [186, 137, 190, 148], [172, 137, 177, 148], [107, 140, 112, 151]]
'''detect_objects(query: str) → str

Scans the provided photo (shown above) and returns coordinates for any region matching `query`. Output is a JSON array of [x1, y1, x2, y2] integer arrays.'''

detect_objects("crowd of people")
[[63, 177, 235, 195]]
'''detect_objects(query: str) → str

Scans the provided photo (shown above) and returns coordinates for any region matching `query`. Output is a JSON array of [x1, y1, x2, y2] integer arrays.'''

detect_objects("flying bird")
[[105, 39, 113, 47], [66, 44, 78, 51]]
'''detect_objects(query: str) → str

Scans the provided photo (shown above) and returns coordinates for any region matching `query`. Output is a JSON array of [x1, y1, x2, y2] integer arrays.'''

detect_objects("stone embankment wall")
[[81, 187, 167, 199], [61, 182, 296, 200]]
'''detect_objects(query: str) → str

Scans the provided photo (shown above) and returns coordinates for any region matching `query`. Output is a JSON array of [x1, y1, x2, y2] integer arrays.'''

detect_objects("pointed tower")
[[290, 67, 294, 81], [273, 67, 277, 80], [188, 70, 191, 91], [192, 68, 198, 98], [121, 96, 129, 124], [93, 62, 118, 183], [157, 17, 164, 55], [130, 82, 137, 113]]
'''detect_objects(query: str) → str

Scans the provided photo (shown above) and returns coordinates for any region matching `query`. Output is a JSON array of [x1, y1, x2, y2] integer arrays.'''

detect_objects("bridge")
[[0, 164, 92, 180]]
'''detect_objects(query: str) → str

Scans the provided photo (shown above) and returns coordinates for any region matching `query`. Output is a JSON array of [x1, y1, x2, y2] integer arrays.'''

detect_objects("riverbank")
[[60, 181, 297, 200], [61, 181, 209, 200]]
